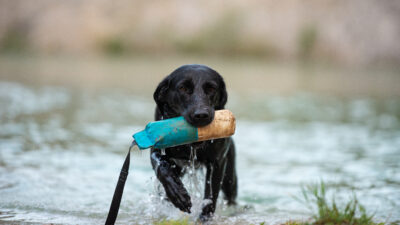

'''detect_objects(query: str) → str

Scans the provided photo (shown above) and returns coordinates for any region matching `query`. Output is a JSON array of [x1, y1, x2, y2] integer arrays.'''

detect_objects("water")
[[0, 81, 400, 224]]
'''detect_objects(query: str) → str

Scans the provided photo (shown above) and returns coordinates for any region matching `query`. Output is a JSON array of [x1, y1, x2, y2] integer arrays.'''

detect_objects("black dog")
[[150, 64, 237, 221]]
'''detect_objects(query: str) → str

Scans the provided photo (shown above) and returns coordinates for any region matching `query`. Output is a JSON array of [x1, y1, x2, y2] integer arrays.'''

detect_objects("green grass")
[[298, 25, 318, 60], [154, 218, 191, 225], [100, 37, 127, 56], [290, 181, 384, 225], [0, 27, 29, 53], [283, 221, 306, 225]]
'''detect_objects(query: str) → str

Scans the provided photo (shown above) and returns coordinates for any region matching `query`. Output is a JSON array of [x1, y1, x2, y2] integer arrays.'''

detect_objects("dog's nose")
[[194, 110, 210, 120], [187, 108, 214, 127]]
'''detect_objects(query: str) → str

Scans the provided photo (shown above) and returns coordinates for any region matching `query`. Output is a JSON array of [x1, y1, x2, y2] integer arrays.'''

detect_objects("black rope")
[[105, 141, 136, 225]]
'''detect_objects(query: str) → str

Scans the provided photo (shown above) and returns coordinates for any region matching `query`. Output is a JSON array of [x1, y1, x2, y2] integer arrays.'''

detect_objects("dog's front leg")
[[150, 150, 192, 213], [200, 159, 227, 221]]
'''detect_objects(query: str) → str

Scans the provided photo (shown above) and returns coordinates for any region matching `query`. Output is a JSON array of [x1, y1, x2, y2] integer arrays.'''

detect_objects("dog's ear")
[[216, 78, 227, 110], [153, 76, 171, 112]]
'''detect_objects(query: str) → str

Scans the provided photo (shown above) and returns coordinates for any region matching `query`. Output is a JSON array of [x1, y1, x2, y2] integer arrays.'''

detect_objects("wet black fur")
[[150, 64, 237, 221]]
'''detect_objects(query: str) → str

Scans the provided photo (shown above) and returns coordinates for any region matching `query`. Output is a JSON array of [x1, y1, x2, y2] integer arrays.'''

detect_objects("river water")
[[0, 80, 399, 224]]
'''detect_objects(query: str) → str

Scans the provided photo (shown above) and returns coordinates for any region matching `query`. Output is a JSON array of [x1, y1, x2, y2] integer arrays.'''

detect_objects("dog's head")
[[154, 64, 227, 127]]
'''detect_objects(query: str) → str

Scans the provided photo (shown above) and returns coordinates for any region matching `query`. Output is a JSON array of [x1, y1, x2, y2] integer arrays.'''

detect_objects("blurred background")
[[0, 0, 399, 224]]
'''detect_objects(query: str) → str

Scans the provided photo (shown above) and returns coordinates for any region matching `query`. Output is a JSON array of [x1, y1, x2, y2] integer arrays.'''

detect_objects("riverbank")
[[1, 54, 399, 98]]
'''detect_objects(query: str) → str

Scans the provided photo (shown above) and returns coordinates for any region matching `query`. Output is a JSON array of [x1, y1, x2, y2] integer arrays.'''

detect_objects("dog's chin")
[[190, 141, 206, 149]]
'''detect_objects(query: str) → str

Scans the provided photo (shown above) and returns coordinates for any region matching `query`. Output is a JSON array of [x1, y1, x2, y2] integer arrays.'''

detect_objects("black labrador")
[[150, 64, 237, 221]]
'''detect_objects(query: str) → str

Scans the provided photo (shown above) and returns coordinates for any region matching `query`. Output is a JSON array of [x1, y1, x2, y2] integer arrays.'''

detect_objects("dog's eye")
[[179, 86, 189, 93], [205, 86, 216, 94]]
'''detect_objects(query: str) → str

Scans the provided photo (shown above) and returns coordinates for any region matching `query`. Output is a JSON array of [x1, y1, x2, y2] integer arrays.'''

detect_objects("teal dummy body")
[[133, 116, 198, 150]]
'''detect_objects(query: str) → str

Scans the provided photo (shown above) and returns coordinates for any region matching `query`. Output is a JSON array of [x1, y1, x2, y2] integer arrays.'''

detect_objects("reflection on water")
[[0, 82, 399, 224]]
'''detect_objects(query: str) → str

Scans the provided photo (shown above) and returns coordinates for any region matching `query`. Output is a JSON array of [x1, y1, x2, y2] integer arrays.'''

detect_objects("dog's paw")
[[157, 161, 192, 213], [199, 202, 214, 222]]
